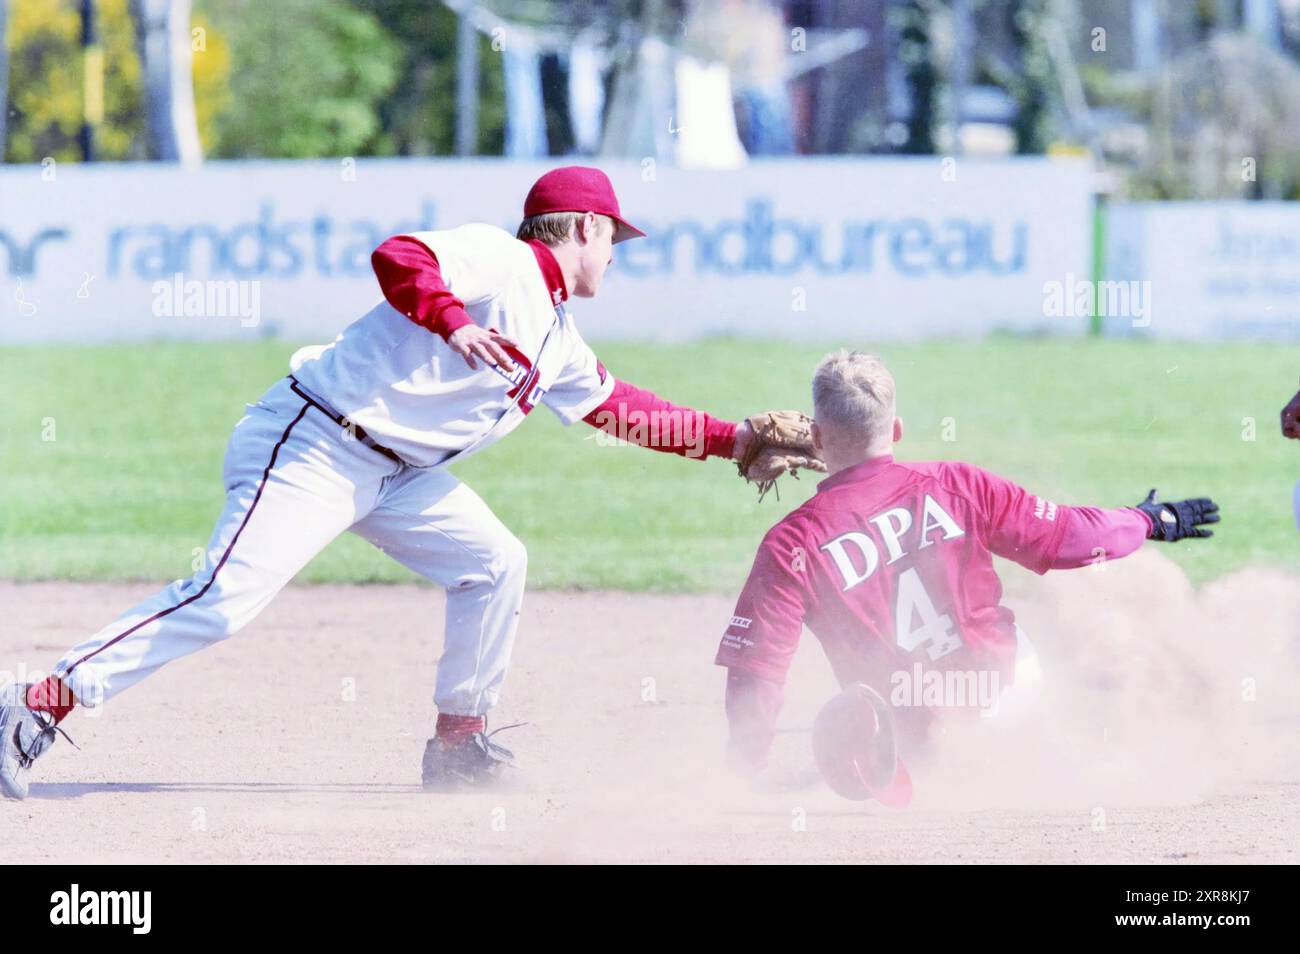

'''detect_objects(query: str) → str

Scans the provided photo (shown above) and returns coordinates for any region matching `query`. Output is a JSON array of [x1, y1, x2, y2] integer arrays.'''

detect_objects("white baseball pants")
[[54, 377, 526, 717]]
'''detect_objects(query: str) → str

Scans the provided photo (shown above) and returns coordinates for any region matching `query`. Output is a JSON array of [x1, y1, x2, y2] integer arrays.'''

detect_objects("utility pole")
[[455, 5, 478, 156], [81, 0, 102, 161], [135, 0, 203, 163], [950, 0, 973, 155], [0, 0, 9, 160]]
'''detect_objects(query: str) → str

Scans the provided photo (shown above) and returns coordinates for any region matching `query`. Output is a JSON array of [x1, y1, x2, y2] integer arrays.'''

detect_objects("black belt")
[[288, 377, 403, 465]]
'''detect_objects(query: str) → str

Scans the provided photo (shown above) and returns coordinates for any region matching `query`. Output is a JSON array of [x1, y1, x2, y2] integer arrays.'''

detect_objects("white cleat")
[[0, 683, 68, 801]]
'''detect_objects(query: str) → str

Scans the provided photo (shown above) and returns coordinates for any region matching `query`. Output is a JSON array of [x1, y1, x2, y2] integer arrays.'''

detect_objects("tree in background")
[[3, 0, 140, 161], [1007, 0, 1057, 154], [0, 0, 509, 162], [1073, 0, 1300, 199], [896, 0, 936, 153], [2, 0, 228, 162], [188, 1, 230, 155], [201, 0, 399, 158], [1141, 32, 1300, 199], [8, 0, 1292, 179], [354, 0, 505, 156], [3, 0, 80, 162]]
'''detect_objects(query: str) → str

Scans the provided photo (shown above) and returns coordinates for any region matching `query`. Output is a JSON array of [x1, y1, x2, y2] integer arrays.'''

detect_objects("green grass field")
[[1, 337, 1296, 590]]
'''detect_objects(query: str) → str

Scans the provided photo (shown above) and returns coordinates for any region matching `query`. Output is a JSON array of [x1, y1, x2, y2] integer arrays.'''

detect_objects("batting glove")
[[1136, 489, 1220, 542]]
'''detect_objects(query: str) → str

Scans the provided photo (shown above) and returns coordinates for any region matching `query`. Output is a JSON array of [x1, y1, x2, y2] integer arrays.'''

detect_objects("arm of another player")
[[577, 377, 822, 492], [715, 526, 808, 773], [1282, 382, 1300, 439], [371, 235, 519, 371], [581, 377, 746, 461]]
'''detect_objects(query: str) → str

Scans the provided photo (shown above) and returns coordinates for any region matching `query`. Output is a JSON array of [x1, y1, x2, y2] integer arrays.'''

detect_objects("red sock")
[[436, 712, 484, 745], [26, 675, 75, 724]]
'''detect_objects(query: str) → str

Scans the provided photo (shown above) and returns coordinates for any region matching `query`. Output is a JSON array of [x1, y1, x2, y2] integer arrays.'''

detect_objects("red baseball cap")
[[523, 166, 646, 244]]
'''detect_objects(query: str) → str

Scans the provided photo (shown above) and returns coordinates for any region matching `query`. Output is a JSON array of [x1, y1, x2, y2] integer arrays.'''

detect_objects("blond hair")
[[812, 350, 896, 447], [516, 212, 613, 246]]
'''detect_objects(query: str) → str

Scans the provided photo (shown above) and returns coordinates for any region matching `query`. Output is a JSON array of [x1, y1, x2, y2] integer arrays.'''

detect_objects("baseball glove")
[[736, 410, 826, 501]]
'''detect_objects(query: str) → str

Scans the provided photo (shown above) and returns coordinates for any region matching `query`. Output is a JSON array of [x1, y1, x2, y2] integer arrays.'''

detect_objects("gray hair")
[[812, 350, 896, 446]]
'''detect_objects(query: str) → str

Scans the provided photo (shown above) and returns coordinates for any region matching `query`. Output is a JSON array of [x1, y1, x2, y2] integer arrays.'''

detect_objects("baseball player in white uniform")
[[1, 167, 821, 798]]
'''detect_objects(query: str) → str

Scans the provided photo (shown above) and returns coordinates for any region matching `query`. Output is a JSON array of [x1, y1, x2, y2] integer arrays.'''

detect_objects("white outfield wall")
[[1104, 201, 1300, 341], [0, 158, 1093, 344]]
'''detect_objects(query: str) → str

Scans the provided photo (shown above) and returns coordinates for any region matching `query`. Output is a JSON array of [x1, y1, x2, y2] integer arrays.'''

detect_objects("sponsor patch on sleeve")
[[721, 615, 756, 652]]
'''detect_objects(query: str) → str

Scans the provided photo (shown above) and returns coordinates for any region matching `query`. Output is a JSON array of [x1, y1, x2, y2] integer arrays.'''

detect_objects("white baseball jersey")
[[52, 222, 619, 724], [291, 223, 615, 468]]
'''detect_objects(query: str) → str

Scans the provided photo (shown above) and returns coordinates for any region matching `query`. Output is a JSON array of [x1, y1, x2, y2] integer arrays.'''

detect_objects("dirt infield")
[[3, 551, 1298, 864]]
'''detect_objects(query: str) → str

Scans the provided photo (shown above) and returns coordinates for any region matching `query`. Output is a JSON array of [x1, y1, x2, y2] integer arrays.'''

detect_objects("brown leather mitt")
[[736, 410, 827, 501]]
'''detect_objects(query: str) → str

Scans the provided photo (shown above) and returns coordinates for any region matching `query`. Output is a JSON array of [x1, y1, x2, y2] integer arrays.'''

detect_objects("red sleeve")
[[582, 378, 738, 460], [1048, 506, 1152, 569], [964, 464, 1152, 574], [715, 524, 807, 770], [963, 465, 1072, 574], [371, 235, 475, 342], [724, 668, 784, 771], [714, 525, 807, 682]]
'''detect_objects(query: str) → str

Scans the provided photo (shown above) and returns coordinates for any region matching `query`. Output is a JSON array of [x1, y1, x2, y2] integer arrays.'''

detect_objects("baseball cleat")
[[420, 723, 521, 791], [0, 683, 72, 801]]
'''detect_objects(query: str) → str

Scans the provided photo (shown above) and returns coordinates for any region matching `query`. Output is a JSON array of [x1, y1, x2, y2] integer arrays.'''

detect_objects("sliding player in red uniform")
[[716, 350, 1219, 804]]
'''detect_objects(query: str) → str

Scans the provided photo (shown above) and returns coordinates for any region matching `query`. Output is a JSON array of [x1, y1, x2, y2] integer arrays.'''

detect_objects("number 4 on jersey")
[[894, 567, 963, 661]]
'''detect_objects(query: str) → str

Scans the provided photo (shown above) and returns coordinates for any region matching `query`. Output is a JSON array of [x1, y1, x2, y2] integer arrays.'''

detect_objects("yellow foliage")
[[6, 0, 82, 162], [190, 13, 231, 154], [4, 0, 230, 162], [98, 0, 145, 159]]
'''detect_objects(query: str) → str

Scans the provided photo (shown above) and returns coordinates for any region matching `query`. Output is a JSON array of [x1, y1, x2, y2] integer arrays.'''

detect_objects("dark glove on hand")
[[1136, 489, 1220, 542]]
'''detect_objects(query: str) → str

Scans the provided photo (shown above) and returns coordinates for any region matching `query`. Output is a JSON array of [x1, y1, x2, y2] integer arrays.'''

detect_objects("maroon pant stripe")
[[64, 402, 311, 676]]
